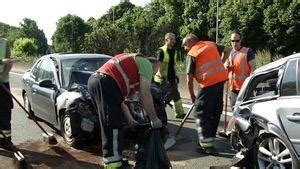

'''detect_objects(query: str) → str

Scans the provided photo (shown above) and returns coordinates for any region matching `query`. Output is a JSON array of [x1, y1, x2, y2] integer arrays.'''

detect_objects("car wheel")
[[254, 135, 297, 168], [61, 113, 82, 148], [23, 92, 34, 118]]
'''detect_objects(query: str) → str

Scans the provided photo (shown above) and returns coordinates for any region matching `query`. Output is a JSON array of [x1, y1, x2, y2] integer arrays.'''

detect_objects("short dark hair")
[[231, 30, 242, 38]]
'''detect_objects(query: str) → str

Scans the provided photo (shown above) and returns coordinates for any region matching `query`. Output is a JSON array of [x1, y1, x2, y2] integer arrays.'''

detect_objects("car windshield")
[[61, 57, 109, 88]]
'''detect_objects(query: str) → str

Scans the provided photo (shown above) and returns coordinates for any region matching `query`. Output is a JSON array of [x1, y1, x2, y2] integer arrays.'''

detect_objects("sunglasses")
[[231, 39, 240, 42]]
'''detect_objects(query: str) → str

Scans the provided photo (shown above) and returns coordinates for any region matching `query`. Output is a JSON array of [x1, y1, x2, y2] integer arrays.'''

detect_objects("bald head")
[[182, 34, 198, 51]]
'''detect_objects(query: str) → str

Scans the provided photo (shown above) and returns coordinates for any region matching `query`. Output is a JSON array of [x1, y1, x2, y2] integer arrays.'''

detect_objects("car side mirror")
[[39, 79, 56, 89]]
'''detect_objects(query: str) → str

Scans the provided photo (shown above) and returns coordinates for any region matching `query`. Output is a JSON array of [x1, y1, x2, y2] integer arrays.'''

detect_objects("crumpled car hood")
[[57, 90, 82, 111]]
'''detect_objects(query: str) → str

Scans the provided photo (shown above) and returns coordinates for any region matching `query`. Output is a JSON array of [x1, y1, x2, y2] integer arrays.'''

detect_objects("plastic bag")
[[135, 128, 172, 169]]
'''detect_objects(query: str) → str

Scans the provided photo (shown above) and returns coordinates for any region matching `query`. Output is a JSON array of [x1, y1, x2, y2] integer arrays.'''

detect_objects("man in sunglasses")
[[219, 30, 256, 137]]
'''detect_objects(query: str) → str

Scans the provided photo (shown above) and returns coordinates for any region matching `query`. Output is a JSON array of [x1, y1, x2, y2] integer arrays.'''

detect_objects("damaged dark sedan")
[[22, 53, 111, 147], [231, 53, 300, 168]]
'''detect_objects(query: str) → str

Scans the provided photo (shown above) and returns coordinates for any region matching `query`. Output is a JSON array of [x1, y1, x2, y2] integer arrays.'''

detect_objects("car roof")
[[41, 53, 112, 61], [253, 53, 300, 74]]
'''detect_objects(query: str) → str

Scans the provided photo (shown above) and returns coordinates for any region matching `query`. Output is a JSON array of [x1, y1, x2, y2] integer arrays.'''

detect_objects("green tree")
[[0, 22, 21, 46], [52, 14, 89, 53], [264, 2, 300, 55], [12, 38, 38, 60], [218, 1, 266, 50], [19, 18, 48, 55]]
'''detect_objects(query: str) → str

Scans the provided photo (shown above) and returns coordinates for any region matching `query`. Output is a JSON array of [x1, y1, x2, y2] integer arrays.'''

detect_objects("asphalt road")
[[10, 72, 44, 145], [8, 72, 236, 168]]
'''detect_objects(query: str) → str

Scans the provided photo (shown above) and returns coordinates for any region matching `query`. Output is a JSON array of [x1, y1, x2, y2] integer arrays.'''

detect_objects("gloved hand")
[[150, 117, 162, 128], [127, 117, 139, 127]]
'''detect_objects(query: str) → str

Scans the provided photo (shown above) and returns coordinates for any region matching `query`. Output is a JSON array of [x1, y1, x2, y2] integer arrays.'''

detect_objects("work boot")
[[199, 141, 215, 155], [174, 99, 185, 118], [104, 161, 122, 169], [104, 160, 132, 169], [0, 137, 14, 151], [218, 130, 231, 138]]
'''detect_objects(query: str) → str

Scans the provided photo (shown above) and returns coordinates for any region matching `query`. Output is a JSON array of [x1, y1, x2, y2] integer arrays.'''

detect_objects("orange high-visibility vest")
[[188, 41, 228, 88], [230, 47, 250, 90], [99, 53, 140, 97]]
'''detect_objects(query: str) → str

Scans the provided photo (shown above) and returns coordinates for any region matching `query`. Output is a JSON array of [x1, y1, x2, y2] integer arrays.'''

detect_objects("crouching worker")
[[88, 53, 162, 168]]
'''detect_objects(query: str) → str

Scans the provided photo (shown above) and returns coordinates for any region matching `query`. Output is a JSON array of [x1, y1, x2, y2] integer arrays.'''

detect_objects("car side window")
[[30, 60, 42, 81], [281, 59, 297, 96], [247, 72, 279, 100], [38, 59, 55, 84]]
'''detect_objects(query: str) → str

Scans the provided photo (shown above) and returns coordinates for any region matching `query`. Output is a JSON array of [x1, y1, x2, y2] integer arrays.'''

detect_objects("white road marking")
[[10, 72, 23, 76]]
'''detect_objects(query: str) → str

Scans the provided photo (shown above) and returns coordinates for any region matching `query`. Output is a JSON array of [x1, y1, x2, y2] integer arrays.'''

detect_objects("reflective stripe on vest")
[[196, 64, 226, 82], [107, 54, 140, 94], [230, 47, 250, 90], [189, 41, 228, 88]]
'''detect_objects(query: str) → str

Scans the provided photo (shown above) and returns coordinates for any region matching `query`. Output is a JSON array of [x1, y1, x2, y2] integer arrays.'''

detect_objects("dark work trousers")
[[88, 72, 124, 164], [230, 90, 240, 110], [194, 81, 224, 142], [168, 81, 181, 102], [0, 82, 13, 142]]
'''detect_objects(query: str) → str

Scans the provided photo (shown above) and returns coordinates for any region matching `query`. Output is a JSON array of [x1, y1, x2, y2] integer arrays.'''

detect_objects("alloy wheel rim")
[[257, 137, 293, 168], [63, 117, 72, 138]]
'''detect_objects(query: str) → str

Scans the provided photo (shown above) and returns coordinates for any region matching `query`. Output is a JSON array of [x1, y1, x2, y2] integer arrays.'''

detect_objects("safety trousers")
[[193, 81, 224, 147], [0, 82, 13, 142], [88, 73, 124, 164], [168, 82, 184, 116]]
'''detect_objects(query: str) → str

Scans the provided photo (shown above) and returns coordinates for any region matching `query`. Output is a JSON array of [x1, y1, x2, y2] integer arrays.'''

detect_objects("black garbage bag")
[[135, 128, 172, 169]]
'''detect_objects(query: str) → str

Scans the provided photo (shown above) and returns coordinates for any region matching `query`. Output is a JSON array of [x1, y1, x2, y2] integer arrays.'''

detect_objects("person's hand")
[[127, 117, 139, 127], [150, 117, 162, 129], [191, 94, 196, 103]]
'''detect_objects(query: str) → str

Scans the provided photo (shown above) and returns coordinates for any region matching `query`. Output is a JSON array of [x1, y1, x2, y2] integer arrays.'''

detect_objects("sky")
[[0, 0, 151, 44]]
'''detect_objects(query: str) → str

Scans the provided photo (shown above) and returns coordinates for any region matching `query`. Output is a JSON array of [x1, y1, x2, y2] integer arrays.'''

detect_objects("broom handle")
[[224, 81, 229, 132], [1, 83, 49, 135], [175, 104, 194, 138]]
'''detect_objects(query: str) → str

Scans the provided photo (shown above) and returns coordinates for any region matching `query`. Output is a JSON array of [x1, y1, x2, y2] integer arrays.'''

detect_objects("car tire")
[[61, 112, 82, 148], [23, 92, 34, 119], [253, 135, 298, 169]]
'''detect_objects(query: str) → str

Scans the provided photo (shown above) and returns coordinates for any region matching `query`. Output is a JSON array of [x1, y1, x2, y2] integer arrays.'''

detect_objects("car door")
[[31, 59, 57, 124], [25, 60, 42, 113], [277, 58, 300, 155]]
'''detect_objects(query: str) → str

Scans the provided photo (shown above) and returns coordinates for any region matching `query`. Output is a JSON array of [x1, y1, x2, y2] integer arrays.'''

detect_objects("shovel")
[[175, 104, 194, 138], [1, 83, 57, 145], [0, 129, 27, 169], [163, 104, 194, 150]]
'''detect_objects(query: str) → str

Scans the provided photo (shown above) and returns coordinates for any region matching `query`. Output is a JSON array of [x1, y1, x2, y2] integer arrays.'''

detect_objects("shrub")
[[255, 49, 283, 68], [12, 38, 38, 61]]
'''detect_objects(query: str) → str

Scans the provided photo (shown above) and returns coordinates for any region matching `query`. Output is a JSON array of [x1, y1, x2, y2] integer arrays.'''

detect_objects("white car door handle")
[[286, 115, 300, 121]]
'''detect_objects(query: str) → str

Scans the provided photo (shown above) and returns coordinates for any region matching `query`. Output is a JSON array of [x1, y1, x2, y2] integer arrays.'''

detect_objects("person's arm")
[[187, 74, 195, 103], [140, 76, 162, 128], [221, 47, 232, 63], [121, 101, 138, 127], [155, 49, 164, 83], [247, 48, 256, 74], [186, 55, 196, 103], [3, 43, 13, 74]]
